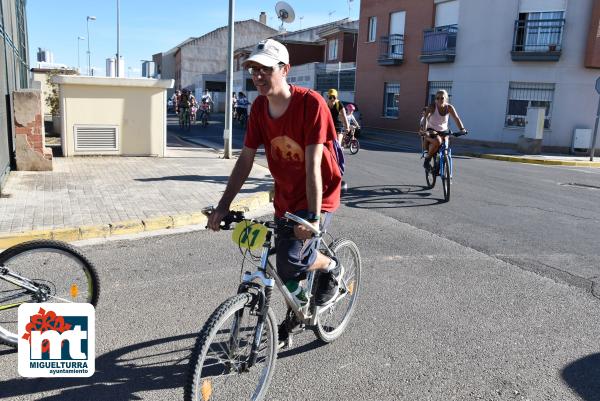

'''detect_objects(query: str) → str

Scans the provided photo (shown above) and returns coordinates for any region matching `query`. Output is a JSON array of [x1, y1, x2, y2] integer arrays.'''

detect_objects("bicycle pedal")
[[278, 335, 293, 350]]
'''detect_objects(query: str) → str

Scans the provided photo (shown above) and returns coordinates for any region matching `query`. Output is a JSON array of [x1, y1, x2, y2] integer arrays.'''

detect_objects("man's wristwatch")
[[306, 212, 320, 222]]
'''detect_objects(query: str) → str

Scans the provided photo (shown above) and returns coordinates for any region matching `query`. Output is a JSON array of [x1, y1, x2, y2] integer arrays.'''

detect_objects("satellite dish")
[[275, 1, 295, 31]]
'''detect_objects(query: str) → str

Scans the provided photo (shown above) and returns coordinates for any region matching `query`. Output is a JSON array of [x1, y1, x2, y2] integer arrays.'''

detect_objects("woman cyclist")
[[421, 90, 467, 172]]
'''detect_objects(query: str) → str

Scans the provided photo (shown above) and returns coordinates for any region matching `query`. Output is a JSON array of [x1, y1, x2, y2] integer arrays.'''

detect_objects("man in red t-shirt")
[[207, 39, 342, 338]]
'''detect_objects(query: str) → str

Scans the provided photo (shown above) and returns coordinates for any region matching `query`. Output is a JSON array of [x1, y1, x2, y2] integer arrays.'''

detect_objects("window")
[[505, 82, 555, 128], [427, 81, 453, 105], [368, 17, 377, 42], [515, 11, 564, 52], [383, 83, 400, 118], [328, 39, 338, 61]]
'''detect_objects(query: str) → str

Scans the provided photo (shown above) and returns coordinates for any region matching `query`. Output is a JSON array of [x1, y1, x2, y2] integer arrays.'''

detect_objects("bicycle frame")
[[437, 135, 453, 179], [0, 267, 44, 310]]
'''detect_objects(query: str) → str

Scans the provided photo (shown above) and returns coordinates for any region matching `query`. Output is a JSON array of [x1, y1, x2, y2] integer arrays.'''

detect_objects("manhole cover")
[[559, 182, 600, 190]]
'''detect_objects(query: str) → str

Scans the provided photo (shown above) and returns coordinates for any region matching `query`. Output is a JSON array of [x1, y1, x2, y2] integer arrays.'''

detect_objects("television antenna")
[[275, 1, 295, 32]]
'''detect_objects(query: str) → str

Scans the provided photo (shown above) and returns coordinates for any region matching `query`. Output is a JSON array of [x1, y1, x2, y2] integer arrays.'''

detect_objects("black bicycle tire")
[[442, 154, 451, 202], [185, 293, 278, 401], [0, 240, 100, 347], [314, 238, 361, 343], [349, 140, 359, 155], [425, 155, 436, 189]]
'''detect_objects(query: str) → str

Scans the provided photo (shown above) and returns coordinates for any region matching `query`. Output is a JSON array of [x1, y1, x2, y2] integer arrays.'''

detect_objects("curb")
[[474, 154, 600, 167], [0, 190, 273, 250]]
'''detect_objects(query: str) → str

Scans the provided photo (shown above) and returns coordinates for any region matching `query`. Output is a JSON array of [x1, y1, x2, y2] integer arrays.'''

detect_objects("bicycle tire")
[[314, 239, 361, 343], [442, 153, 451, 202], [349, 139, 359, 155], [185, 293, 277, 401], [0, 240, 100, 347], [425, 155, 436, 189]]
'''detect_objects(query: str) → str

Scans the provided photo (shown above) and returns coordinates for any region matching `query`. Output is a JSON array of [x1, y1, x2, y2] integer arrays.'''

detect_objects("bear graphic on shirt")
[[270, 136, 304, 164]]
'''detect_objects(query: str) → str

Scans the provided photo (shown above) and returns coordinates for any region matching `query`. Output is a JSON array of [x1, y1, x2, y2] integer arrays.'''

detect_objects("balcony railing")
[[420, 25, 457, 63], [378, 34, 404, 66], [511, 18, 565, 61]]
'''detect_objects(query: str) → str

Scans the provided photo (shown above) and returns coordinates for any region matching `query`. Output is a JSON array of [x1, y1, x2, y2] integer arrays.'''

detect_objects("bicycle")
[[340, 128, 360, 155], [0, 240, 100, 347], [237, 109, 248, 129], [179, 107, 191, 131], [199, 104, 210, 128], [420, 129, 467, 202], [185, 208, 361, 401]]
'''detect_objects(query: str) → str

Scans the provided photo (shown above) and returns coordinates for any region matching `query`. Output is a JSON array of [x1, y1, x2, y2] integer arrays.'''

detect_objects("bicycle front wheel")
[[442, 153, 451, 202], [349, 139, 359, 155], [185, 293, 277, 401], [314, 239, 361, 343], [0, 240, 100, 347], [425, 155, 436, 189]]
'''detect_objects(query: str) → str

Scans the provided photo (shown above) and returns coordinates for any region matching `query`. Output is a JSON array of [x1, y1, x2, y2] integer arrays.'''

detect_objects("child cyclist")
[[345, 104, 360, 143]]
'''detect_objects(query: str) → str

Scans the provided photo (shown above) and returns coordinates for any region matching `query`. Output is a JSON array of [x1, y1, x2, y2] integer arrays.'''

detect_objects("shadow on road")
[[342, 184, 446, 209], [562, 353, 600, 401]]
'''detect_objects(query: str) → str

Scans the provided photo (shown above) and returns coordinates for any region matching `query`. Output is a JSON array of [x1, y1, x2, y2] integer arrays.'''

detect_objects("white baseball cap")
[[243, 39, 289, 67]]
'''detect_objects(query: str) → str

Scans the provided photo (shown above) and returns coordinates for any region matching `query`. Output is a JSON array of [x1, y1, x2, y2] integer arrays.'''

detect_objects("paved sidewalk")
[[0, 148, 273, 248], [361, 130, 600, 167]]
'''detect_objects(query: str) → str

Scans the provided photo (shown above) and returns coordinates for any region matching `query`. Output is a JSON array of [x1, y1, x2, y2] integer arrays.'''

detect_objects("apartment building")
[[0, 0, 29, 190], [357, 0, 600, 151]]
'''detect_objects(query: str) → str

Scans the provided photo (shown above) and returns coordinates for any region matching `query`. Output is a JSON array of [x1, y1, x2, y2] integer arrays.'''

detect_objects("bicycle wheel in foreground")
[[0, 240, 100, 347], [442, 154, 451, 202], [185, 293, 278, 401], [314, 238, 361, 343]]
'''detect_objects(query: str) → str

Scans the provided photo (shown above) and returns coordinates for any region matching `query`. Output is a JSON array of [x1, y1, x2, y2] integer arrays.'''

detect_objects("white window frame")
[[383, 83, 400, 118], [367, 16, 377, 42], [328, 39, 338, 60]]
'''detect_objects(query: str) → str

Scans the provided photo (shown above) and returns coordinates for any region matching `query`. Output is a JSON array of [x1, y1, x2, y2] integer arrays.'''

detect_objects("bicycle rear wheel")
[[0, 240, 100, 347], [185, 293, 277, 401], [314, 239, 361, 343], [442, 153, 451, 202], [349, 139, 359, 155]]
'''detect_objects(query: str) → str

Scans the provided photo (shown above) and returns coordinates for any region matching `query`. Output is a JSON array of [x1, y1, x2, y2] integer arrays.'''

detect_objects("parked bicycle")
[[185, 208, 361, 401], [420, 129, 467, 202], [0, 240, 100, 347], [340, 128, 360, 155]]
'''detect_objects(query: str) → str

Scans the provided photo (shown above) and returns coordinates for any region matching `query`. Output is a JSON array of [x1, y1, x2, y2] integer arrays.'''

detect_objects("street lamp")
[[116, 0, 120, 77], [223, 0, 234, 159], [86, 16, 96, 75], [77, 36, 85, 73]]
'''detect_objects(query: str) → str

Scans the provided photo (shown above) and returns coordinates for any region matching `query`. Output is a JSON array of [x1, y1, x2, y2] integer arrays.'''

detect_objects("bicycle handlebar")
[[202, 206, 321, 236]]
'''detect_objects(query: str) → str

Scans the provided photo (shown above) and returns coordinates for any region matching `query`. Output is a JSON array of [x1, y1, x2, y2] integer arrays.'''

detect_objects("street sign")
[[596, 77, 600, 94]]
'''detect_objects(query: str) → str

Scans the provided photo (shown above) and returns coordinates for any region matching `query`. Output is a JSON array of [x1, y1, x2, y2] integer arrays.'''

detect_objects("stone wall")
[[13, 90, 52, 171]]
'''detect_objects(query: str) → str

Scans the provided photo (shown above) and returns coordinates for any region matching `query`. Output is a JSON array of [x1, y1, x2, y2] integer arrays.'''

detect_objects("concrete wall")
[[179, 20, 278, 90], [54, 76, 173, 157], [429, 0, 600, 148], [355, 0, 434, 132]]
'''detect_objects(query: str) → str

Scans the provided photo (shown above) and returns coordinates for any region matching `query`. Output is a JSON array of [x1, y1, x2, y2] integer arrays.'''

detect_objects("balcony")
[[511, 18, 565, 61], [420, 25, 457, 63], [378, 34, 404, 66]]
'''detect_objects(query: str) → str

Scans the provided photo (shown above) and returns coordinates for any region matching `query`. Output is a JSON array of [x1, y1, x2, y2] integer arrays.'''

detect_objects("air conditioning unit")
[[571, 128, 592, 154]]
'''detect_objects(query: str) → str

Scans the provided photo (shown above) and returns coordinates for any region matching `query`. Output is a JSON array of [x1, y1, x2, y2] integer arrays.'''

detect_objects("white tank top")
[[428, 105, 449, 132]]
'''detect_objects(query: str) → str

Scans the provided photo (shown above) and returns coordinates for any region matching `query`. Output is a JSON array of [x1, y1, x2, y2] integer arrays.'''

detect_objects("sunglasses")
[[247, 66, 276, 76], [329, 96, 336, 100], [436, 96, 445, 100]]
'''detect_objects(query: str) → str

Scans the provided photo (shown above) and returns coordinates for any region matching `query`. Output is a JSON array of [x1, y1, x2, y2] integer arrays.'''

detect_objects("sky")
[[27, 0, 360, 77]]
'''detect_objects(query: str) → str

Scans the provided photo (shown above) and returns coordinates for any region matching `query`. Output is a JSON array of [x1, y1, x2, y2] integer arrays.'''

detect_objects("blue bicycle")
[[421, 129, 467, 202]]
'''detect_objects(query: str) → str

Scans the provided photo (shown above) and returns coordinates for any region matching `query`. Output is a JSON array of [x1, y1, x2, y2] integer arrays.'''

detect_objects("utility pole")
[[223, 0, 234, 159], [116, 0, 120, 77]]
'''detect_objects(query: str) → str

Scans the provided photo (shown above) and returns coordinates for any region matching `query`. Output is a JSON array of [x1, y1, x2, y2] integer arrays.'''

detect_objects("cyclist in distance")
[[345, 103, 360, 142], [206, 39, 343, 345], [326, 88, 350, 143], [421, 89, 467, 172], [236, 91, 250, 123], [200, 89, 213, 110]]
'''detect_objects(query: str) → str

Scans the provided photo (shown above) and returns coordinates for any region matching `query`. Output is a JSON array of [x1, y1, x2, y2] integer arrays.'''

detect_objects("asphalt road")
[[1, 117, 598, 400]]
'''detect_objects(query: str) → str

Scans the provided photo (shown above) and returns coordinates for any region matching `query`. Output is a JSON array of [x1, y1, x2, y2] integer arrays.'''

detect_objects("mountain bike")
[[340, 128, 360, 155], [185, 208, 361, 401], [421, 129, 467, 202], [0, 240, 100, 347]]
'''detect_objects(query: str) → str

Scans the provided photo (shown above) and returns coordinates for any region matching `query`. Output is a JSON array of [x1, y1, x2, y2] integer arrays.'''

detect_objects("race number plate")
[[231, 220, 268, 250]]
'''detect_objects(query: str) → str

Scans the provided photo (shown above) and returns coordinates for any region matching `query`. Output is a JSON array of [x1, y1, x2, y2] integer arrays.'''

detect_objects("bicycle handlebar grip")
[[283, 212, 322, 236]]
